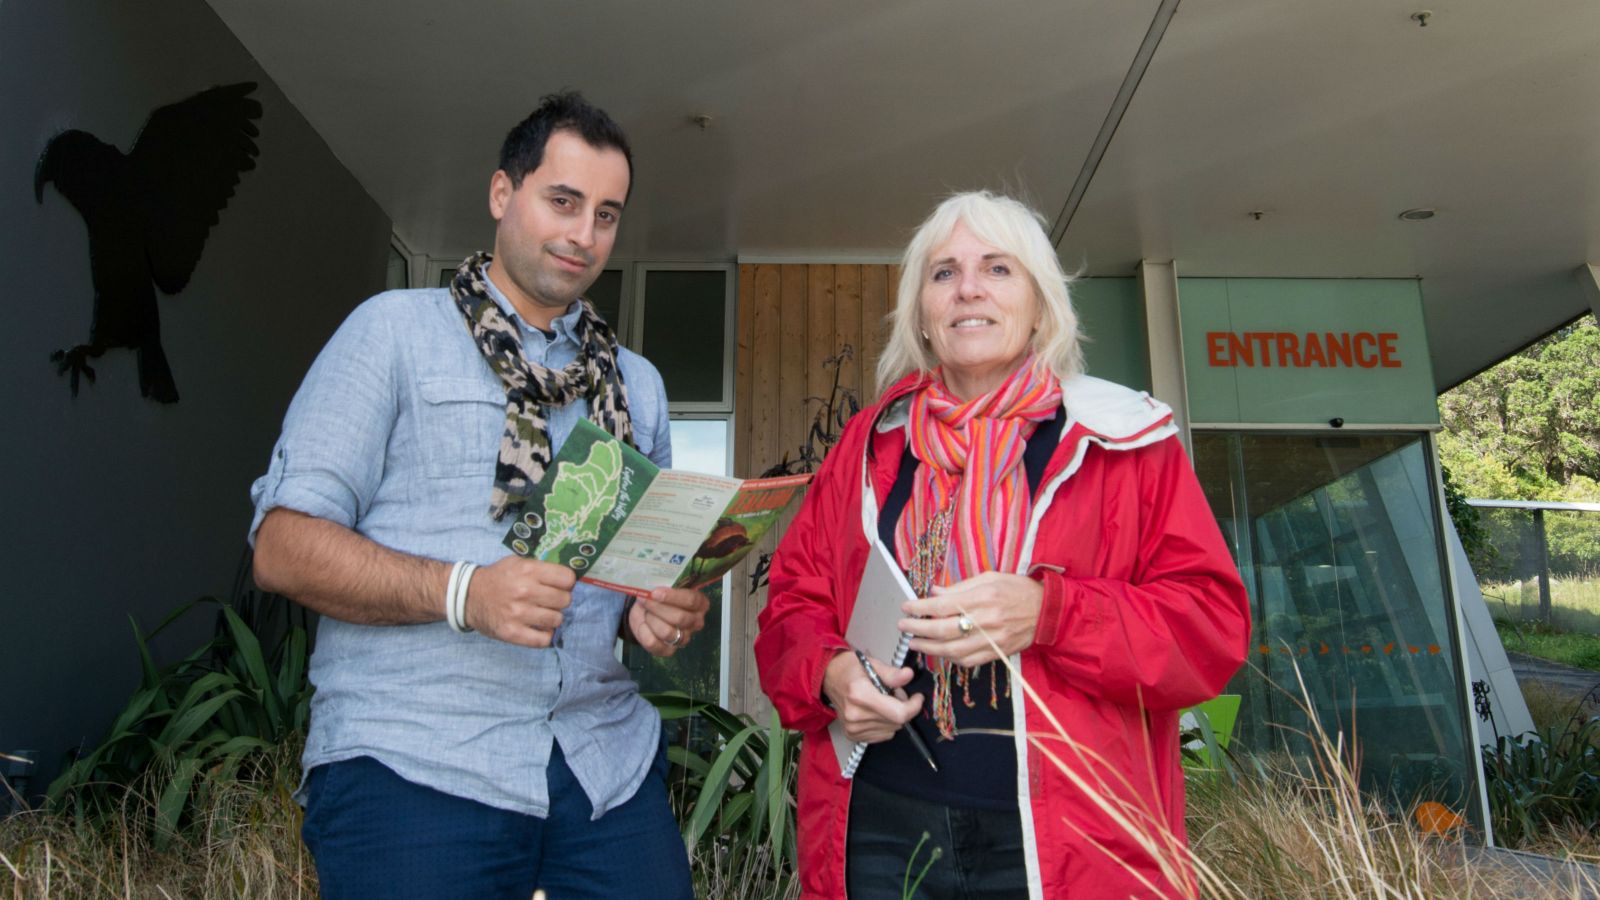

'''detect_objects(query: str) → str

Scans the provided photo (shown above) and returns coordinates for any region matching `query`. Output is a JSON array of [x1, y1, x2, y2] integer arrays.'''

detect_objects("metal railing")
[[1466, 499, 1600, 629]]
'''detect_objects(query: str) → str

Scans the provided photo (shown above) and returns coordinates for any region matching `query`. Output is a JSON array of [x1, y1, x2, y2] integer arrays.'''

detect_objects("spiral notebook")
[[829, 537, 919, 778]]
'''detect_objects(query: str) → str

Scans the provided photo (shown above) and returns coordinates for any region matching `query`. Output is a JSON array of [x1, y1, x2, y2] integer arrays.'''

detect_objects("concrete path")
[[1461, 845, 1600, 898], [1508, 652, 1600, 706]]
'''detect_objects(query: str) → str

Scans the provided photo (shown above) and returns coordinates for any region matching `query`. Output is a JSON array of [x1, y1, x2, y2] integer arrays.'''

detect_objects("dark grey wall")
[[1, 0, 392, 791]]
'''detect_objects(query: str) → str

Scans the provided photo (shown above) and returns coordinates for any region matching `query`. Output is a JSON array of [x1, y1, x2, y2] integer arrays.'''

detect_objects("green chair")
[[1179, 694, 1241, 768]]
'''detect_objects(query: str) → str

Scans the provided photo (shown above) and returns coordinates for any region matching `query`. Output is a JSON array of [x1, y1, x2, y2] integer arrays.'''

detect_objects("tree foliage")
[[1439, 317, 1600, 578], [1439, 317, 1600, 500]]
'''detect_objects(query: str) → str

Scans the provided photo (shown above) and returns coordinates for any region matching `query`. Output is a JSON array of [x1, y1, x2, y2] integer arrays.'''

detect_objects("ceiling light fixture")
[[1398, 208, 1436, 221]]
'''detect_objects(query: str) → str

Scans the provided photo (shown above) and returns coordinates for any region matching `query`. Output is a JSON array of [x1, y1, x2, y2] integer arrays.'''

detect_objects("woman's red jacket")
[[754, 372, 1251, 899]]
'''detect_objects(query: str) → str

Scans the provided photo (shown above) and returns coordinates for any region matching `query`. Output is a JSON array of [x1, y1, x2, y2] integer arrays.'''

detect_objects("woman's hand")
[[899, 572, 1043, 667], [821, 651, 923, 743], [626, 586, 710, 657]]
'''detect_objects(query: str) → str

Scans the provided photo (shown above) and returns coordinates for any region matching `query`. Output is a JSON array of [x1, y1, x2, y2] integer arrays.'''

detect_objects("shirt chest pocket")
[[416, 377, 508, 480]]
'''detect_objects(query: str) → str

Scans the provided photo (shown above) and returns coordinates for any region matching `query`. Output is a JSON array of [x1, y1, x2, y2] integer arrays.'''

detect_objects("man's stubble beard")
[[507, 245, 596, 314]]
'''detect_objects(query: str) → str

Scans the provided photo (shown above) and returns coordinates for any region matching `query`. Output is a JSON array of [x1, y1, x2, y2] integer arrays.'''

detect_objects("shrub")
[[1482, 717, 1600, 847], [646, 692, 801, 900], [46, 597, 312, 847]]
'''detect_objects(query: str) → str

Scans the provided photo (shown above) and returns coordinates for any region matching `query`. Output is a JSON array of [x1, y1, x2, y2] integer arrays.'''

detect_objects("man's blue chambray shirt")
[[248, 273, 672, 819]]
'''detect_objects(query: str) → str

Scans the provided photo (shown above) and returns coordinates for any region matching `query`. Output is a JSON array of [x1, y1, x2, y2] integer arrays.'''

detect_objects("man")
[[249, 92, 703, 899]]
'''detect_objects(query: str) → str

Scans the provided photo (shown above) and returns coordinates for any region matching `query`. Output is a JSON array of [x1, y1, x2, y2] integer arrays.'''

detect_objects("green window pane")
[[585, 269, 624, 333], [1071, 277, 1148, 392], [641, 270, 726, 404]]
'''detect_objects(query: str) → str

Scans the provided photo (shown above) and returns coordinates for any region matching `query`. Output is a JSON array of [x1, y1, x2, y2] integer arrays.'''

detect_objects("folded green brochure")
[[501, 419, 811, 598]]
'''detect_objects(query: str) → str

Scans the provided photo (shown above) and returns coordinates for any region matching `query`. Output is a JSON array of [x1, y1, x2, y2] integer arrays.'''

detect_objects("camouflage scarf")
[[450, 251, 634, 520]]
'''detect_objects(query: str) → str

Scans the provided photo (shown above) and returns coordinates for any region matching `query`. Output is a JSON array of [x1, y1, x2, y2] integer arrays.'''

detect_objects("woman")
[[754, 191, 1250, 899]]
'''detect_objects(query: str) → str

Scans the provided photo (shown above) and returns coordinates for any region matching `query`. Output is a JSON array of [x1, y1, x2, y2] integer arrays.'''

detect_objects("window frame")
[[663, 412, 736, 708]]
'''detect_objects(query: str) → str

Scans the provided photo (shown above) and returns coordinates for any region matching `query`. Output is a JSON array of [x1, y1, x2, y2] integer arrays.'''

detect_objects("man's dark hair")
[[499, 90, 634, 194]]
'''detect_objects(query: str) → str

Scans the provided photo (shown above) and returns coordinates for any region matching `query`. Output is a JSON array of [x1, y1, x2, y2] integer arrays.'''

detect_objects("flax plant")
[[648, 691, 802, 900], [46, 597, 311, 847]]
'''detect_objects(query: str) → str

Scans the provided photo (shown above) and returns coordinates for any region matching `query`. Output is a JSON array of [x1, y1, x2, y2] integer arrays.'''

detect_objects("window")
[[622, 418, 732, 706], [635, 266, 734, 410], [608, 265, 736, 703], [386, 239, 411, 290], [584, 268, 628, 334], [1192, 432, 1479, 822], [417, 259, 735, 414]]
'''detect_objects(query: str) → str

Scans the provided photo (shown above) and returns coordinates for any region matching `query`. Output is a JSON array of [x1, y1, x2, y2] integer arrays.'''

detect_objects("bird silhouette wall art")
[[35, 82, 262, 403]]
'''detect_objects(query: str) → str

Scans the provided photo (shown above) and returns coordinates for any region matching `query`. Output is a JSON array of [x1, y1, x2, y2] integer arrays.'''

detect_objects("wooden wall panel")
[[860, 265, 890, 405], [805, 265, 835, 460], [735, 265, 755, 478], [777, 267, 810, 474], [746, 265, 781, 480], [729, 261, 901, 717], [833, 266, 862, 413], [729, 263, 786, 714]]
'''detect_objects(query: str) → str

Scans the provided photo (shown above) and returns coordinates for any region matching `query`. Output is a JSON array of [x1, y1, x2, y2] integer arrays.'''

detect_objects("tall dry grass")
[[1186, 768, 1596, 898], [1, 743, 315, 898], [1521, 679, 1600, 742], [687, 839, 800, 900], [5, 667, 1597, 898], [5, 722, 1598, 898], [1484, 574, 1600, 635], [995, 627, 1600, 900]]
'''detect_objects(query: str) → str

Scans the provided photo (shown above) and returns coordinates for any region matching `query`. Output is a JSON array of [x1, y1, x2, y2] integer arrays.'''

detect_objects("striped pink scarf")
[[895, 358, 1063, 590]]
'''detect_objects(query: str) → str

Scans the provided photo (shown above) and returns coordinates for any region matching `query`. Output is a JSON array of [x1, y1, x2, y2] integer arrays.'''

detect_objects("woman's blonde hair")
[[875, 191, 1085, 393]]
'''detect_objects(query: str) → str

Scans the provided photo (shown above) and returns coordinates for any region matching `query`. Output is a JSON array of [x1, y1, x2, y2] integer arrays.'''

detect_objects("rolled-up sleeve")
[[249, 299, 398, 544]]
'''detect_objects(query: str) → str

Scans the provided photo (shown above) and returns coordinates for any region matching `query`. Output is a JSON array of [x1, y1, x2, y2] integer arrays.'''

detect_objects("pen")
[[853, 648, 938, 772]]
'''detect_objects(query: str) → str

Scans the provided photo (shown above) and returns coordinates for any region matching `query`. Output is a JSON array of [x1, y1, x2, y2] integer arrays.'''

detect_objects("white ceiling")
[[206, 0, 1600, 389]]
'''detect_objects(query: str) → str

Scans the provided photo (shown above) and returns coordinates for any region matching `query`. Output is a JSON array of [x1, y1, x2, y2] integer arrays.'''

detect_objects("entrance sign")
[[1180, 279, 1439, 425], [1204, 330, 1401, 369]]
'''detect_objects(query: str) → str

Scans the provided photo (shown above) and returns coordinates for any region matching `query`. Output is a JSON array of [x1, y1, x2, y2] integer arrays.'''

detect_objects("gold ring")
[[957, 615, 973, 636]]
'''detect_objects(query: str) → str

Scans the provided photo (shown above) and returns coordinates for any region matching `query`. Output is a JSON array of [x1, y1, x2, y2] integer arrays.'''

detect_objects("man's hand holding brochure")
[[501, 419, 810, 598]]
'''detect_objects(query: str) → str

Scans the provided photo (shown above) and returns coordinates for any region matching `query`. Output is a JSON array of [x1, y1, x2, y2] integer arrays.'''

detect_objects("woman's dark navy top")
[[853, 407, 1063, 811]]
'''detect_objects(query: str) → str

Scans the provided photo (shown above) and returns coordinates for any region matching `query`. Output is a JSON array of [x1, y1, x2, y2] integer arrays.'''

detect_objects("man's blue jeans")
[[301, 738, 692, 899]]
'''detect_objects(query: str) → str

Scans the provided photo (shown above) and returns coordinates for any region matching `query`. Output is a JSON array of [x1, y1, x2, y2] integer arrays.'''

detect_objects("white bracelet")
[[445, 561, 468, 633], [444, 561, 462, 628], [451, 562, 478, 634]]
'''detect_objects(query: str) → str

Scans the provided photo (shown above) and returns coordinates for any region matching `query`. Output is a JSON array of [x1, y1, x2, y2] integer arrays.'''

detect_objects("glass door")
[[1192, 432, 1479, 821]]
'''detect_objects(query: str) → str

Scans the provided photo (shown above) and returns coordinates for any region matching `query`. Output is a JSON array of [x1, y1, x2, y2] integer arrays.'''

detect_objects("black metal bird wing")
[[36, 82, 261, 403], [131, 82, 262, 295]]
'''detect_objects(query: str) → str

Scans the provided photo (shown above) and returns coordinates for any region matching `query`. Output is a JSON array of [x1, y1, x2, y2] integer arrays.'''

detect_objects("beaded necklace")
[[902, 504, 1009, 738]]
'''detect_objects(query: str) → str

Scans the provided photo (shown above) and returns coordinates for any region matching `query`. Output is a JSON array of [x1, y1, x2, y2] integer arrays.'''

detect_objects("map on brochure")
[[501, 419, 812, 598]]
